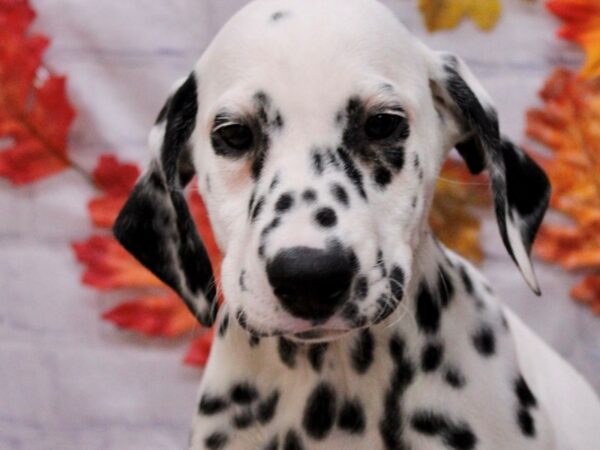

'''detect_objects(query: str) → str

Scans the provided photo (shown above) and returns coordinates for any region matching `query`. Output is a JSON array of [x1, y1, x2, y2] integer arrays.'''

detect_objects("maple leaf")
[[89, 154, 140, 228], [430, 158, 490, 262], [184, 329, 215, 367], [102, 294, 198, 338], [418, 0, 502, 32], [527, 68, 600, 314], [0, 0, 76, 185], [547, 0, 600, 79], [73, 155, 223, 365]]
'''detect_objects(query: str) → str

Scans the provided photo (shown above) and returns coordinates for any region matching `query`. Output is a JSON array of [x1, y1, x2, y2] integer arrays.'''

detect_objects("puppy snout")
[[266, 246, 354, 321]]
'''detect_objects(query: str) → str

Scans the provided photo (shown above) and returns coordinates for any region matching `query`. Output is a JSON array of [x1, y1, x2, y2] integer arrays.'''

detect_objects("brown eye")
[[214, 124, 254, 153], [365, 114, 403, 140]]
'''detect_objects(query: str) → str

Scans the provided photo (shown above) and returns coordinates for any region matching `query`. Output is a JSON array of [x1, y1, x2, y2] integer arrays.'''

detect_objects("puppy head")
[[114, 0, 550, 340]]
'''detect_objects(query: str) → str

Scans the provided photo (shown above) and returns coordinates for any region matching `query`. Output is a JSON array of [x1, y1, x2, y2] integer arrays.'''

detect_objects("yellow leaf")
[[418, 0, 502, 32], [430, 159, 490, 262]]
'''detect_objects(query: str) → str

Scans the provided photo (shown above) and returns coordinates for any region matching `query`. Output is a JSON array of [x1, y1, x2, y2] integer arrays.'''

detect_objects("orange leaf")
[[102, 295, 198, 337], [183, 329, 215, 367], [430, 158, 490, 262], [88, 155, 140, 228], [527, 69, 600, 314], [72, 236, 163, 290], [571, 274, 600, 314], [0, 0, 76, 185], [547, 0, 600, 78]]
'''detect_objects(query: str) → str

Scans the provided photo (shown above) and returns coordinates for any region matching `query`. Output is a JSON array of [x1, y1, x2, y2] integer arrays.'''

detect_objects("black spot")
[[271, 10, 290, 21], [303, 382, 337, 440], [338, 398, 366, 434], [252, 196, 266, 222], [384, 146, 405, 171], [413, 153, 420, 168], [374, 293, 396, 324], [459, 266, 474, 295], [257, 390, 280, 425], [515, 375, 537, 408], [351, 330, 374, 374], [230, 383, 259, 404], [379, 388, 404, 450], [275, 192, 295, 213], [421, 342, 444, 372], [411, 410, 477, 450], [315, 207, 337, 228], [312, 149, 324, 175], [337, 147, 366, 199], [261, 217, 281, 238], [472, 325, 496, 357], [248, 190, 257, 217], [380, 334, 414, 450], [252, 151, 267, 180], [412, 196, 418, 208], [284, 429, 305, 450], [390, 266, 405, 300], [218, 313, 230, 337], [444, 366, 466, 389], [236, 309, 248, 328], [517, 408, 536, 437], [205, 432, 228, 450], [416, 281, 441, 334], [278, 337, 298, 368], [437, 266, 455, 308], [377, 249, 387, 277], [308, 343, 328, 372], [331, 183, 349, 206], [354, 276, 369, 300], [249, 335, 261, 347], [302, 189, 317, 203], [199, 394, 228, 415], [342, 302, 359, 321], [263, 436, 279, 450], [269, 174, 280, 192], [374, 166, 392, 188], [232, 409, 255, 429], [273, 112, 284, 129]]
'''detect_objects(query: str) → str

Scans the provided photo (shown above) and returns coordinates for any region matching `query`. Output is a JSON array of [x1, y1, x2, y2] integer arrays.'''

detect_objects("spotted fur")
[[114, 1, 600, 449]]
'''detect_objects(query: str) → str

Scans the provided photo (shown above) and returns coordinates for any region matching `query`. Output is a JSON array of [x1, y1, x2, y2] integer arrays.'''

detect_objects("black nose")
[[266, 246, 355, 321]]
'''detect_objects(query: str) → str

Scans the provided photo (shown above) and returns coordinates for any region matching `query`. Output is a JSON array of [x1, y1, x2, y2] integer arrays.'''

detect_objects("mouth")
[[289, 328, 354, 343]]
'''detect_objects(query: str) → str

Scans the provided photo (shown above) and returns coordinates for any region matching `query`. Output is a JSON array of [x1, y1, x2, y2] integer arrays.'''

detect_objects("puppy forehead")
[[196, 0, 430, 109]]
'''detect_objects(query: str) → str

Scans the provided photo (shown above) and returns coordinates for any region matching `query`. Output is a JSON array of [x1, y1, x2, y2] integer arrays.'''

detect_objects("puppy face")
[[114, 0, 550, 337], [192, 0, 443, 339]]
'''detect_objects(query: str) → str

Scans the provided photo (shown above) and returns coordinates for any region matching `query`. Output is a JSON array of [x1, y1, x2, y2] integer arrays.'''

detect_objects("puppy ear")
[[430, 53, 551, 294], [113, 73, 218, 326]]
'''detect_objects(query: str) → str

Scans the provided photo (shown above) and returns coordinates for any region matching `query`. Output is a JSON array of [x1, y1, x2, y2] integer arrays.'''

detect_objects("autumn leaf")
[[102, 295, 198, 338], [418, 0, 502, 32], [184, 329, 215, 367], [547, 0, 600, 79], [89, 154, 140, 228], [430, 158, 490, 262], [527, 68, 600, 314], [0, 0, 76, 185]]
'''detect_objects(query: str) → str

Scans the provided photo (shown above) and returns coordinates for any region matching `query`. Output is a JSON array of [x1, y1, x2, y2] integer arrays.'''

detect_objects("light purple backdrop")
[[1, 1, 598, 448]]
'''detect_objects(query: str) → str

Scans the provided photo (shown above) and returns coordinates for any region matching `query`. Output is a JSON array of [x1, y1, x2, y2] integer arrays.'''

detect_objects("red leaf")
[[88, 155, 140, 228], [72, 236, 163, 290], [183, 329, 215, 367], [0, 0, 76, 185], [102, 295, 198, 337]]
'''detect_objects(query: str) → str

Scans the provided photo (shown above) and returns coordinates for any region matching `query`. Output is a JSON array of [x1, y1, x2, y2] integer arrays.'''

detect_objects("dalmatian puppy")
[[114, 0, 600, 449]]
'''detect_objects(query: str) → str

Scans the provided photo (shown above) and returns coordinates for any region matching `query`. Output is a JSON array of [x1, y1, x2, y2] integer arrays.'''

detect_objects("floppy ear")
[[113, 73, 218, 326], [429, 53, 551, 294]]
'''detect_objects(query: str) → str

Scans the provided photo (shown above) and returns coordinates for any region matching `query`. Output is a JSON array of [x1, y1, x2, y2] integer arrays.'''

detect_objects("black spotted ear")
[[113, 73, 218, 326], [430, 53, 551, 294]]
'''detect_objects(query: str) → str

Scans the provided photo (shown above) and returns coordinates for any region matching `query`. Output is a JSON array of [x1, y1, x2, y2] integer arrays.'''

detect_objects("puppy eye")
[[365, 113, 404, 141], [214, 124, 254, 152]]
